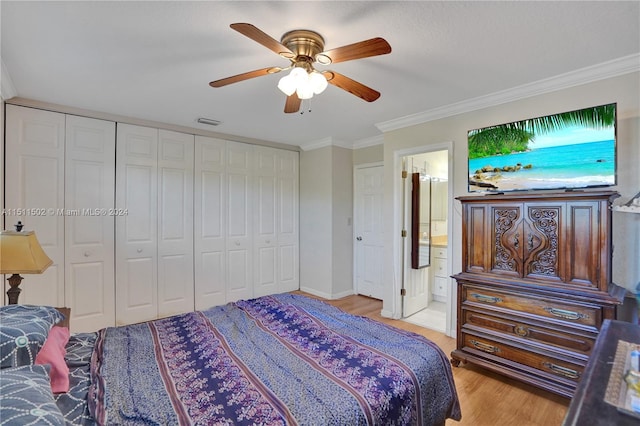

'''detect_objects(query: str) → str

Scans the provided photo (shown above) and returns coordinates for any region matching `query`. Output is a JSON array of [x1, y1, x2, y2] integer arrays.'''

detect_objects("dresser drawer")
[[433, 277, 448, 297], [461, 332, 585, 383], [462, 309, 595, 356], [462, 286, 602, 329], [433, 257, 447, 277], [432, 247, 447, 259]]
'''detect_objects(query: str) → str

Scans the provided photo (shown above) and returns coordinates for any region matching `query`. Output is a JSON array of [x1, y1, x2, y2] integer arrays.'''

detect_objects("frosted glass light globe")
[[309, 71, 328, 94]]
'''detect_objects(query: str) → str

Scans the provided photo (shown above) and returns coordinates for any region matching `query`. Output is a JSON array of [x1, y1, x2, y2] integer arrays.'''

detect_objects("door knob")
[[356, 236, 362, 241]]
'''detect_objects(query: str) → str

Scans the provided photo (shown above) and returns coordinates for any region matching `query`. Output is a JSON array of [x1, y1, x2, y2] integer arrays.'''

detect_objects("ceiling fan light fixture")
[[296, 83, 314, 100], [289, 67, 307, 82], [309, 71, 328, 94], [278, 67, 323, 99], [211, 23, 391, 113], [277, 74, 297, 96]]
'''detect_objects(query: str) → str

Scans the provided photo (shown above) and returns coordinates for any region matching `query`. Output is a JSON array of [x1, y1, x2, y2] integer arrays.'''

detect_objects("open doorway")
[[399, 147, 452, 334]]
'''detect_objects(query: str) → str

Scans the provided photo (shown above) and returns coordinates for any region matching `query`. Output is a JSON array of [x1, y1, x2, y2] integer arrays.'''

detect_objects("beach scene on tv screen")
[[468, 104, 616, 192]]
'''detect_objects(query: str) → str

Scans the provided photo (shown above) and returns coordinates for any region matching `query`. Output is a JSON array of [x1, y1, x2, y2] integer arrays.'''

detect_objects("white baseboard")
[[299, 286, 354, 300], [432, 294, 447, 303], [380, 309, 397, 319]]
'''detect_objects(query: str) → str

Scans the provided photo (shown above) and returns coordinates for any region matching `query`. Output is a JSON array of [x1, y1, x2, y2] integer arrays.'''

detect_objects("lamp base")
[[6, 274, 23, 305]]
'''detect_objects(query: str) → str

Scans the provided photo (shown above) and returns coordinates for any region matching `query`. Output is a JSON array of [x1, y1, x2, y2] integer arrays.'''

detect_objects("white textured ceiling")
[[2, 1, 639, 150]]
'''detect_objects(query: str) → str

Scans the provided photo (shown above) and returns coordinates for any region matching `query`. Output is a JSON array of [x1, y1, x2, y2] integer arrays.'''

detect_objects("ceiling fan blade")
[[323, 71, 381, 102], [230, 23, 294, 58], [209, 67, 279, 88], [284, 93, 301, 113], [320, 37, 391, 64]]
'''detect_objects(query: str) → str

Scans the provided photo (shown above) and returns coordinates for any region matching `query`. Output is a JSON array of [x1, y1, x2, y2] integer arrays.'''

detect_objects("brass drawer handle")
[[469, 339, 501, 353], [542, 362, 580, 379], [543, 307, 588, 321], [514, 325, 529, 337], [470, 293, 503, 304]]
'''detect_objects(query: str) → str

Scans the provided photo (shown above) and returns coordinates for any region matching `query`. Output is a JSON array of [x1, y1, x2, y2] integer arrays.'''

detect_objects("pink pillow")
[[35, 326, 70, 393]]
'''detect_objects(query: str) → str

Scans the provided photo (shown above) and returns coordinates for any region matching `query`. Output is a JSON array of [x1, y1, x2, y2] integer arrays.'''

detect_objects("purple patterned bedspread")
[[88, 294, 461, 425]]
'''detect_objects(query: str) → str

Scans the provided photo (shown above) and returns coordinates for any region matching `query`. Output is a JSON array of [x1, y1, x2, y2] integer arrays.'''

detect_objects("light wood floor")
[[297, 292, 570, 426]]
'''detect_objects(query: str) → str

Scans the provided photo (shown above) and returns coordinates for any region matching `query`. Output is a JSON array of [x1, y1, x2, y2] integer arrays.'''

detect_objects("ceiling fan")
[[209, 23, 392, 113]]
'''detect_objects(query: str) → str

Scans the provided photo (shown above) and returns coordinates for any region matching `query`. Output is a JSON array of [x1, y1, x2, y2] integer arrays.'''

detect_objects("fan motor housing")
[[280, 30, 325, 61]]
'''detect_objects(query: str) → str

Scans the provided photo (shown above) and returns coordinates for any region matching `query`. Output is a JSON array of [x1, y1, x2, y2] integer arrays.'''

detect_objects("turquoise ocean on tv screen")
[[468, 139, 615, 189]]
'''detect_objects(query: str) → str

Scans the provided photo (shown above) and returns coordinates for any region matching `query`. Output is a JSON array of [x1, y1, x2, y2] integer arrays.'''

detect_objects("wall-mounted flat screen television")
[[467, 103, 616, 193]]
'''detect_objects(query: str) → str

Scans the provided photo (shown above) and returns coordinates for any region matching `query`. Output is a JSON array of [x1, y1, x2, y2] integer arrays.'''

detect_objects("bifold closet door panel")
[[253, 147, 278, 298], [65, 115, 116, 331], [5, 105, 65, 306], [226, 142, 253, 303], [115, 124, 158, 325], [157, 130, 194, 318], [196, 138, 299, 308], [277, 150, 299, 292], [194, 136, 226, 310]]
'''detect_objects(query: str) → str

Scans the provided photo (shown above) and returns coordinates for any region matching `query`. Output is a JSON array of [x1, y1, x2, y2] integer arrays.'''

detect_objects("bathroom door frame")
[[392, 141, 455, 336]]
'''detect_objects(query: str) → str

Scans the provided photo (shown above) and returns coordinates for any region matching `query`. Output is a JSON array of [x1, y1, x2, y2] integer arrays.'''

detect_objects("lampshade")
[[0, 231, 52, 274]]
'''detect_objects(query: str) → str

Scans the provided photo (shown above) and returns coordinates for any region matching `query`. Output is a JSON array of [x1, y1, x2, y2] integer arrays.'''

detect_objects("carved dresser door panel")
[[490, 204, 522, 277], [523, 204, 562, 282]]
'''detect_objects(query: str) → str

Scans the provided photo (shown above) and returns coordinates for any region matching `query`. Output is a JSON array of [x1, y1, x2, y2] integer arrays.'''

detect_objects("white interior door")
[[402, 164, 429, 317], [194, 136, 226, 310], [5, 105, 65, 306], [115, 124, 158, 325], [354, 164, 384, 299], [65, 115, 115, 331], [157, 130, 194, 318]]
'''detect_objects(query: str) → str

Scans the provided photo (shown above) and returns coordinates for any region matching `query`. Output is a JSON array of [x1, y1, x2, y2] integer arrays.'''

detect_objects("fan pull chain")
[[300, 98, 312, 114]]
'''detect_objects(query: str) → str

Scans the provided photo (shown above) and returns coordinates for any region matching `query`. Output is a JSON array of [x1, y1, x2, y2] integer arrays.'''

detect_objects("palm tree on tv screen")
[[468, 104, 615, 159]]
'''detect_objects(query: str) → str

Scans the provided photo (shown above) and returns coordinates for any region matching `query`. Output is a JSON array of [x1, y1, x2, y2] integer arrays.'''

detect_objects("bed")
[[0, 293, 461, 425]]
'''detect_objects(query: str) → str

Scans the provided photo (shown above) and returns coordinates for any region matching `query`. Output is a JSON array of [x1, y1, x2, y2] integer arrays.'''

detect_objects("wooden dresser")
[[451, 190, 625, 398]]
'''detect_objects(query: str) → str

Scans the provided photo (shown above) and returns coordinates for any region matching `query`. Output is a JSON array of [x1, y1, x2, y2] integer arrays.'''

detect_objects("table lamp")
[[0, 222, 53, 304]]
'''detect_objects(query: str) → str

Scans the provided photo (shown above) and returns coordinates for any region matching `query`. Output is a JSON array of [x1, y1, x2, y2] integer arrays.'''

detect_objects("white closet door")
[[226, 142, 253, 302], [194, 136, 226, 310], [5, 105, 65, 306], [65, 115, 115, 331], [157, 130, 194, 317], [278, 150, 299, 292], [253, 147, 278, 297], [115, 124, 158, 325]]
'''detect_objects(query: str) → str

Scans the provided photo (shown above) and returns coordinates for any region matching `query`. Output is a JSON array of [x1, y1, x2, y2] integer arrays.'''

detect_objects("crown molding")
[[301, 134, 384, 151], [300, 137, 334, 151], [376, 53, 640, 133], [352, 134, 384, 149], [1, 57, 18, 100], [300, 136, 353, 151]]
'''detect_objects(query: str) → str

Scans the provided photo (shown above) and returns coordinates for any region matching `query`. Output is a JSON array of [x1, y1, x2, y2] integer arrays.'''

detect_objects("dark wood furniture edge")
[[54, 307, 70, 328], [451, 348, 576, 398], [562, 319, 640, 425]]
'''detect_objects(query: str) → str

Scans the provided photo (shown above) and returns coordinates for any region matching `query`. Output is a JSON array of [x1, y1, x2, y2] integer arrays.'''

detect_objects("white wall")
[[300, 147, 333, 296], [382, 72, 640, 326], [353, 144, 383, 165], [331, 147, 354, 296], [299, 145, 354, 298]]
